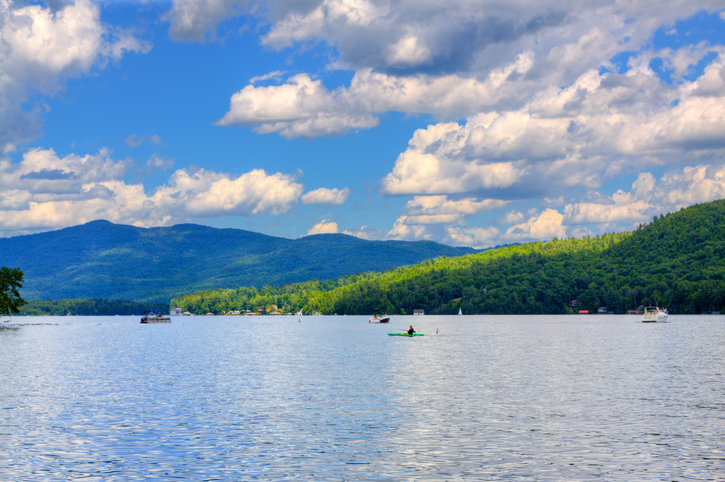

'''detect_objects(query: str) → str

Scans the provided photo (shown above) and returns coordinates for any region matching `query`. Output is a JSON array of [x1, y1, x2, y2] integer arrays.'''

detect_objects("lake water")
[[1, 314, 723, 480]]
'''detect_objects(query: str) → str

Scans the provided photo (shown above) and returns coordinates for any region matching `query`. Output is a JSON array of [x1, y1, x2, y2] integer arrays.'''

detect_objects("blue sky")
[[1, 1, 725, 247]]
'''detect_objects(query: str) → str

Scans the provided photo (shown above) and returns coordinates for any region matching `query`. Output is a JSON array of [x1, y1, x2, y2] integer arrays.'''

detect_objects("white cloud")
[[216, 55, 535, 138], [1, 147, 132, 196], [402, 195, 508, 216], [216, 73, 379, 138], [387, 34, 431, 67], [0, 147, 306, 235], [0, 0, 148, 151], [446, 226, 501, 249], [164, 0, 246, 41], [503, 208, 567, 241], [301, 186, 351, 205], [380, 121, 527, 195], [156, 167, 303, 216], [563, 164, 725, 226], [378, 48, 725, 198], [386, 216, 434, 241], [497, 210, 525, 225], [305, 219, 338, 235]]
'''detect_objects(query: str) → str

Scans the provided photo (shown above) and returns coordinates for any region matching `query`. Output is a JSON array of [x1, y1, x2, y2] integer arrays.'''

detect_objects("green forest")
[[171, 199, 725, 315], [19, 298, 169, 316]]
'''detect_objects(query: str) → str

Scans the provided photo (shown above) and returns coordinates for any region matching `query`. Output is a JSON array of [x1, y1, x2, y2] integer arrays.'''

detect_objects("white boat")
[[170, 306, 182, 316], [642, 306, 668, 323], [369, 313, 390, 323], [458, 307, 462, 315], [140, 310, 171, 323]]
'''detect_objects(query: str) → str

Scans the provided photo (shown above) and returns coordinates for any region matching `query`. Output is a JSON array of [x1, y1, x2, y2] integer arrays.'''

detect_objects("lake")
[[1, 314, 723, 480]]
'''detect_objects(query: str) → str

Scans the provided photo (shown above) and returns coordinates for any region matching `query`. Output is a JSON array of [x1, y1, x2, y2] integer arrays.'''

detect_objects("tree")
[[0, 267, 25, 320]]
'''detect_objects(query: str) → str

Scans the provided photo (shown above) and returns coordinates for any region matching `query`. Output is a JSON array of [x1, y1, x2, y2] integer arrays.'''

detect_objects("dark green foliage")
[[173, 199, 725, 315], [0, 267, 25, 318], [19, 298, 169, 316], [0, 220, 479, 303]]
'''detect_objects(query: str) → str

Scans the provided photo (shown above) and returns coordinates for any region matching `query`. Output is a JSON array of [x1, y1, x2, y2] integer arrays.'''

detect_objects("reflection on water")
[[1, 315, 723, 480]]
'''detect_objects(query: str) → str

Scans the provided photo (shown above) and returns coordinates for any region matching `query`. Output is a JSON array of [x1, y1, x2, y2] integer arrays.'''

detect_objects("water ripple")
[[1, 315, 724, 480]]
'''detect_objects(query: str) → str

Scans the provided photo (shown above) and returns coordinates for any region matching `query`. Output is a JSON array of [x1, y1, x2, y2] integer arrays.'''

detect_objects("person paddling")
[[407, 325, 416, 335]]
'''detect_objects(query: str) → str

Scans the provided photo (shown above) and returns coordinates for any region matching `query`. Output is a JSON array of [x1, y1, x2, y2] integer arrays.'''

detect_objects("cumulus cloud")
[[164, 0, 248, 41], [0, 0, 148, 151], [0, 147, 305, 235], [305, 219, 338, 235], [216, 56, 535, 138], [564, 164, 725, 227], [379, 48, 725, 199], [403, 195, 507, 215], [301, 186, 351, 205], [503, 208, 567, 241]]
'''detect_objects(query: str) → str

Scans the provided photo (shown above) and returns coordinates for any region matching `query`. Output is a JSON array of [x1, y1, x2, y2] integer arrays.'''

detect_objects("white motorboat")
[[369, 313, 390, 323], [642, 306, 668, 323]]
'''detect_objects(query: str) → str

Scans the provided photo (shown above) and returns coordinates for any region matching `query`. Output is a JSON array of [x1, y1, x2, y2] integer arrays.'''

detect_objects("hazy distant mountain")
[[0, 220, 478, 302]]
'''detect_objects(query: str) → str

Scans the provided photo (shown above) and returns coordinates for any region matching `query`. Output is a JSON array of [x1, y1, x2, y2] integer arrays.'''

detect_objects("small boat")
[[170, 306, 182, 316], [369, 313, 390, 323], [140, 310, 171, 324], [388, 333, 424, 337], [642, 306, 668, 323], [458, 307, 462, 315]]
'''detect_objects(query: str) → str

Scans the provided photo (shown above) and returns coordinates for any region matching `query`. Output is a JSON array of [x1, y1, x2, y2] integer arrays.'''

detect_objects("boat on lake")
[[369, 313, 390, 323], [642, 306, 668, 323], [140, 311, 171, 324], [170, 306, 182, 316]]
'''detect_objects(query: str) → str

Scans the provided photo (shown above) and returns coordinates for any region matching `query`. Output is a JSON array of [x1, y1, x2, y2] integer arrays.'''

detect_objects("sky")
[[1, 0, 725, 248]]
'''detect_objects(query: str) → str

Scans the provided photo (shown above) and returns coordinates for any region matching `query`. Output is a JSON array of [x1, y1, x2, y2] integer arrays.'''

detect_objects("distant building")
[[571, 299, 578, 308], [414, 309, 425, 316], [597, 306, 608, 314]]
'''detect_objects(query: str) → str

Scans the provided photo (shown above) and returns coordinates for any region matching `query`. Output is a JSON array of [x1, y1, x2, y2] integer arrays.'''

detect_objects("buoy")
[[298, 318, 301, 323], [436, 328, 438, 334]]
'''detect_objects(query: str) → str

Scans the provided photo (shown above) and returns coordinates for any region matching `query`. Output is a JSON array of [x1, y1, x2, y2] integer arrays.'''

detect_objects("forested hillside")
[[0, 220, 477, 302], [172, 199, 725, 315]]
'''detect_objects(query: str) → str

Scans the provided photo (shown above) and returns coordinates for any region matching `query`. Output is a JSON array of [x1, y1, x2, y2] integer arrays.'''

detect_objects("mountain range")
[[0, 220, 478, 302]]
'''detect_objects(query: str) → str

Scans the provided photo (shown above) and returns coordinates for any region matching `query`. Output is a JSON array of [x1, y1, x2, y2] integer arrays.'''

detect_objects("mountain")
[[0, 220, 478, 302], [170, 198, 725, 315]]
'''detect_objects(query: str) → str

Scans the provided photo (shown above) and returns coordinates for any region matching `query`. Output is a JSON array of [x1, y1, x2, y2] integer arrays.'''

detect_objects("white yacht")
[[642, 306, 668, 323]]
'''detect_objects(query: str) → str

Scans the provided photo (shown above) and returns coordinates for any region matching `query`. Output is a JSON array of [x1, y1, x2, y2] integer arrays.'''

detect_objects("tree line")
[[171, 199, 725, 315]]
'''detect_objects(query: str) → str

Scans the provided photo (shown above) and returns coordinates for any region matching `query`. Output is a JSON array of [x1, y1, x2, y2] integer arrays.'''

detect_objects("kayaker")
[[407, 325, 416, 335]]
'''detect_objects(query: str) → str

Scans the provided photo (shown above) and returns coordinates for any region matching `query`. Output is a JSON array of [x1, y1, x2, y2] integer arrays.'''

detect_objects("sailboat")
[[458, 307, 462, 315]]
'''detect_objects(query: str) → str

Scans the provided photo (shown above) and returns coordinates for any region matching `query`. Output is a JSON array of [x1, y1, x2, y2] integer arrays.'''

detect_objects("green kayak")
[[388, 333, 424, 337]]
